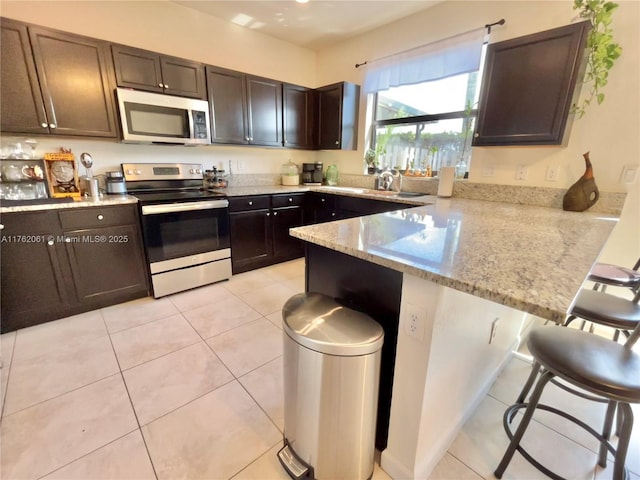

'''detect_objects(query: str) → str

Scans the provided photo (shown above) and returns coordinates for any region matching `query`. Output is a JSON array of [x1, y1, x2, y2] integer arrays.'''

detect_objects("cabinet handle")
[[164, 84, 169, 89], [331, 212, 336, 217], [266, 212, 270, 216], [273, 212, 278, 216], [158, 83, 164, 88], [335, 140, 339, 145], [245, 136, 250, 141], [249, 137, 254, 141], [474, 133, 479, 138], [97, 214, 104, 220], [47, 239, 54, 246], [49, 123, 56, 129], [321, 198, 325, 203], [0, 224, 3, 230], [288, 198, 293, 202], [248, 201, 253, 206], [41, 122, 48, 128]]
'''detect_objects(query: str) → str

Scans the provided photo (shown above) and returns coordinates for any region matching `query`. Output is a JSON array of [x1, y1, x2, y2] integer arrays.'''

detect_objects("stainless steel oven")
[[124, 163, 231, 298]]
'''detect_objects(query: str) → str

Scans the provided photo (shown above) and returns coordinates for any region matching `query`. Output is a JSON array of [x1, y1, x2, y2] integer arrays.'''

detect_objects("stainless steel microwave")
[[116, 88, 211, 145]]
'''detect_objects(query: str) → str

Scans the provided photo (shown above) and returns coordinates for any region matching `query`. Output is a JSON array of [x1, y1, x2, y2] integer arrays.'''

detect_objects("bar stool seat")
[[531, 327, 640, 402], [589, 259, 640, 292], [567, 289, 640, 331], [495, 325, 640, 480]]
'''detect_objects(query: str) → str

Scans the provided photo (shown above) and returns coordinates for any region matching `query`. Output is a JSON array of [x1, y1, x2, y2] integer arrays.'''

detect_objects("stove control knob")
[[195, 169, 202, 174], [126, 169, 133, 175], [134, 169, 142, 175], [189, 169, 195, 174]]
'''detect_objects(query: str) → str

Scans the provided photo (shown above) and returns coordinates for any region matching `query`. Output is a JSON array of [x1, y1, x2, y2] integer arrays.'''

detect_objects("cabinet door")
[[112, 45, 164, 93], [246, 75, 283, 147], [29, 26, 118, 138], [207, 66, 249, 144], [0, 18, 49, 134], [229, 209, 271, 273], [63, 223, 149, 305], [283, 84, 315, 149], [473, 21, 590, 146], [317, 82, 359, 150], [272, 206, 304, 260], [305, 193, 337, 224], [160, 56, 206, 99], [0, 212, 71, 333], [317, 84, 342, 149]]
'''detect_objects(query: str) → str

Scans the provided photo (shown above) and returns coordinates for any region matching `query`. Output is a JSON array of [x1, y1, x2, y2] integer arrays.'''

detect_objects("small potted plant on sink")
[[364, 149, 378, 174]]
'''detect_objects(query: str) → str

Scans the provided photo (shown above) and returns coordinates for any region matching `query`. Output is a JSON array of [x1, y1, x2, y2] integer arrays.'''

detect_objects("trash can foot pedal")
[[277, 444, 310, 479]]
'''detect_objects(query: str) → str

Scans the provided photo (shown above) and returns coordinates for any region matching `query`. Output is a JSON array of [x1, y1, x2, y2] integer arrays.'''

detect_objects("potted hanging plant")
[[572, 0, 622, 117]]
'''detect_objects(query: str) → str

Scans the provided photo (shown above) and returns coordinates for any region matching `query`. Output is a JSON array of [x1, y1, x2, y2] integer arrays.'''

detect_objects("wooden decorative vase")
[[562, 151, 599, 212]]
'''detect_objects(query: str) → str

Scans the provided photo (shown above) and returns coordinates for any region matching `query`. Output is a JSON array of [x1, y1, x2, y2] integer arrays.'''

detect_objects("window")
[[369, 53, 485, 176], [362, 26, 487, 176]]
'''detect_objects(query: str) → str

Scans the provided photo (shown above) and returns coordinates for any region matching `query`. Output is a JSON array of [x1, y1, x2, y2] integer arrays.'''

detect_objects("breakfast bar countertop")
[[290, 197, 619, 323]]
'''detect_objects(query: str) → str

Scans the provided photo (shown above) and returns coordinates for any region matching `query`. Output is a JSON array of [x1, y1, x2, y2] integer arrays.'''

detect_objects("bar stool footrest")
[[501, 402, 627, 480]]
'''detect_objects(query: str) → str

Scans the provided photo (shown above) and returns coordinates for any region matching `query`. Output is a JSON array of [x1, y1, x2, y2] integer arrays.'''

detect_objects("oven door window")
[[124, 102, 189, 139], [142, 207, 230, 263]]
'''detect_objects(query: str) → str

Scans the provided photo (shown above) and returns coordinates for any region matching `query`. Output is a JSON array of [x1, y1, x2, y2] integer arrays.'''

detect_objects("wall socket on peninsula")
[[404, 303, 426, 341]]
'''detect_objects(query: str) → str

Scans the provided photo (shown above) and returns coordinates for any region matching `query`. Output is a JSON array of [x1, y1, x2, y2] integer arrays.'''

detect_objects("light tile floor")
[[0, 258, 638, 480]]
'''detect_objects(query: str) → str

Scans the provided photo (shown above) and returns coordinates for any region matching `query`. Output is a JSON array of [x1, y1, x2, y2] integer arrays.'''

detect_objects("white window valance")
[[363, 27, 486, 94]]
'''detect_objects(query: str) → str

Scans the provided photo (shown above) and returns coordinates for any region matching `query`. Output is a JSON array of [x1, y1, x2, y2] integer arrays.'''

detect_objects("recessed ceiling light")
[[230, 13, 253, 26]]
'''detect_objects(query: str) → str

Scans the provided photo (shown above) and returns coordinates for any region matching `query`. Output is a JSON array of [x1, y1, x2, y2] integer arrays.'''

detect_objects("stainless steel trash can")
[[278, 292, 384, 480]]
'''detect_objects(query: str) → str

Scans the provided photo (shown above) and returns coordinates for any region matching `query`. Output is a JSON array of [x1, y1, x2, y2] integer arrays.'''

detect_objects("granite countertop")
[[0, 194, 138, 213], [223, 185, 434, 206], [290, 197, 618, 323], [0, 185, 429, 213]]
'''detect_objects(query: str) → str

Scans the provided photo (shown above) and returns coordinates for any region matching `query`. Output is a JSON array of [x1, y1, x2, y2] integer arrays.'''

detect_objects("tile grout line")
[[100, 309, 161, 480], [0, 331, 18, 424]]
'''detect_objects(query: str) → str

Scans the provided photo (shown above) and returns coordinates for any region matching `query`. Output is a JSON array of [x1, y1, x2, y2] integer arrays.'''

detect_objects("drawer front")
[[228, 195, 271, 212], [59, 205, 137, 231], [272, 193, 305, 208]]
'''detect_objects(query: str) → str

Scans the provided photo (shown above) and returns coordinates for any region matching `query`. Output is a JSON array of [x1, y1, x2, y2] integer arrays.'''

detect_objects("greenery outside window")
[[370, 47, 486, 176]]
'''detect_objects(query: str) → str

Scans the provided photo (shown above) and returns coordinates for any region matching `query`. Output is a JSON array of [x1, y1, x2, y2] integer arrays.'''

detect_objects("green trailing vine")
[[572, 0, 622, 117]]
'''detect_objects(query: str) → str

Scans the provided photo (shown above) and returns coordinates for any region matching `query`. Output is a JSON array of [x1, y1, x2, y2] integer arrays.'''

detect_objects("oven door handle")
[[141, 199, 229, 215]]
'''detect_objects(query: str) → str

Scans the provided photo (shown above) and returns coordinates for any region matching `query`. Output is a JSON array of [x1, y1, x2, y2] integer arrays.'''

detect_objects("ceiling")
[[172, 1, 441, 50]]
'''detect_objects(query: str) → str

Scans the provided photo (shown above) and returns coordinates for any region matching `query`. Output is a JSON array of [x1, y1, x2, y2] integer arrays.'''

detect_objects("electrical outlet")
[[620, 165, 638, 184], [489, 317, 499, 344], [483, 164, 496, 177], [515, 165, 528, 181], [404, 303, 425, 341], [545, 165, 559, 181]]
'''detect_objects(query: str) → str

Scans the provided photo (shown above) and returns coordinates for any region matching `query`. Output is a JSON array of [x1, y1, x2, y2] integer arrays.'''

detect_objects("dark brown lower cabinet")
[[229, 194, 305, 274], [0, 204, 149, 333]]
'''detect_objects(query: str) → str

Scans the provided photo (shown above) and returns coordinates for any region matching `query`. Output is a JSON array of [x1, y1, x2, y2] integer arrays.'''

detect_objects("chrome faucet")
[[377, 170, 402, 192]]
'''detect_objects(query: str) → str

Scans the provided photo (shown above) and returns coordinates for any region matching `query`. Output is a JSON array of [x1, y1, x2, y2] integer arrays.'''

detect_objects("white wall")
[[315, 0, 639, 267]]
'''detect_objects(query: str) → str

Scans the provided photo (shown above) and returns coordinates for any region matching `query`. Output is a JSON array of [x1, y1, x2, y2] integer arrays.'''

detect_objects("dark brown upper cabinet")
[[1, 18, 118, 138], [473, 21, 590, 146], [112, 45, 206, 99], [283, 83, 316, 149], [317, 81, 360, 150], [207, 66, 283, 147]]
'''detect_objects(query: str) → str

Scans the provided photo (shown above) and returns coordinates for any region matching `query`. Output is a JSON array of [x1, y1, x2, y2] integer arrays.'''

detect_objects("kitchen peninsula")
[[290, 197, 618, 480]]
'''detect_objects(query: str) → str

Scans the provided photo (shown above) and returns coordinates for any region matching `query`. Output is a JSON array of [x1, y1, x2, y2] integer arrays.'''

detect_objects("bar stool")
[[565, 288, 640, 341], [495, 319, 640, 479], [589, 257, 640, 294]]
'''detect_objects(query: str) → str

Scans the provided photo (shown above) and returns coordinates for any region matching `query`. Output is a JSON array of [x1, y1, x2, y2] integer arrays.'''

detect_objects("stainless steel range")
[[123, 163, 231, 298]]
